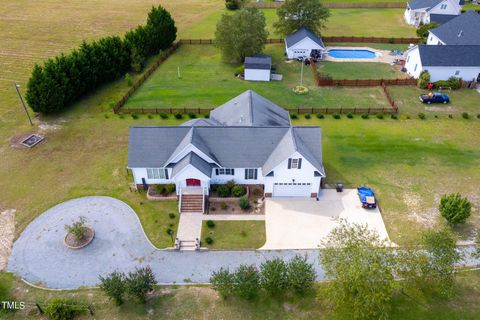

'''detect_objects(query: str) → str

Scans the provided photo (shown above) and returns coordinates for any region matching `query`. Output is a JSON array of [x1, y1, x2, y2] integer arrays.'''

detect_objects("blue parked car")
[[419, 92, 450, 104], [357, 187, 377, 209]]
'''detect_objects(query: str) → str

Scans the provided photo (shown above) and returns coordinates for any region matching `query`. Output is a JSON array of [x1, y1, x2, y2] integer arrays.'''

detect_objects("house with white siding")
[[426, 11, 480, 45], [284, 27, 325, 60], [404, 45, 480, 82], [404, 0, 462, 26], [128, 90, 325, 203]]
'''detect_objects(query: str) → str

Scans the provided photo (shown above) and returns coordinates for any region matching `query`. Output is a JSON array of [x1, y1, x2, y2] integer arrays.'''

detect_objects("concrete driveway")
[[260, 189, 391, 250]]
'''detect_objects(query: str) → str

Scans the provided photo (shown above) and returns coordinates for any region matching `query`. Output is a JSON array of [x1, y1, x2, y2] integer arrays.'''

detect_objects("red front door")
[[186, 178, 201, 187]]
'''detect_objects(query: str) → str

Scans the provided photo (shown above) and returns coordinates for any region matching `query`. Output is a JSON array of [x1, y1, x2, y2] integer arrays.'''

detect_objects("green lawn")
[[125, 44, 391, 110], [183, 8, 416, 38], [2, 269, 480, 319], [318, 61, 404, 80], [201, 221, 266, 249], [389, 86, 480, 116]]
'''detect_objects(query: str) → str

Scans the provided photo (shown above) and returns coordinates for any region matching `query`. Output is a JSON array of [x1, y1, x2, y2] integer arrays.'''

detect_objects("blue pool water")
[[328, 49, 376, 59]]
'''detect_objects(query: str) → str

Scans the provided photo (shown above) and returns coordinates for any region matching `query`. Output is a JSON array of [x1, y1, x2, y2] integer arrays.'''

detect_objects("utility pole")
[[14, 83, 33, 126], [300, 61, 304, 86]]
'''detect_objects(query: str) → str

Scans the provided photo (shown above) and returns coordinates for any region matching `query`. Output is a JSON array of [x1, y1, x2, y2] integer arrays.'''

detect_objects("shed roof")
[[244, 54, 272, 70]]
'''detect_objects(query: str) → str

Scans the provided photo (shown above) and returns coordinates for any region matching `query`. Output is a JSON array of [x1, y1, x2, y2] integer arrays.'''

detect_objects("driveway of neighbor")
[[260, 189, 391, 250]]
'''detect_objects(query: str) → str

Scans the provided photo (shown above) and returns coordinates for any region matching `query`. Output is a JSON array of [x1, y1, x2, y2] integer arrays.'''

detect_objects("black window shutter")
[[245, 169, 248, 179], [298, 158, 302, 169], [288, 158, 292, 169], [165, 169, 169, 180], [232, 169, 235, 175], [215, 169, 219, 175], [254, 169, 258, 180]]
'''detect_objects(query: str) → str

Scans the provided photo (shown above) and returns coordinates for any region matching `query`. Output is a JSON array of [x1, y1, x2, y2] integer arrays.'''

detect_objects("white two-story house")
[[128, 90, 325, 200], [404, 0, 462, 26]]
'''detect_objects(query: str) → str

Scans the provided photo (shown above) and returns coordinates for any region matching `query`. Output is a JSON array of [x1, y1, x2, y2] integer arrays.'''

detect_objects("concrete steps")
[[180, 194, 204, 213]]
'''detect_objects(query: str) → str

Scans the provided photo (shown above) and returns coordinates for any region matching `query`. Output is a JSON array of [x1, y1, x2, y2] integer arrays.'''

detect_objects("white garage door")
[[273, 182, 311, 197]]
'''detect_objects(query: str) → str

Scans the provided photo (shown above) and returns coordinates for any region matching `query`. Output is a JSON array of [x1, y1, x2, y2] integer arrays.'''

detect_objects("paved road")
[[7, 197, 322, 289]]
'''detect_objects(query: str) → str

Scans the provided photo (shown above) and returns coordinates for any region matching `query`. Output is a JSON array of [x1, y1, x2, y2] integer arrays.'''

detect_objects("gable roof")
[[429, 13, 459, 24], [408, 0, 443, 10], [244, 54, 272, 70], [171, 152, 216, 178], [418, 45, 480, 66], [181, 118, 221, 127], [210, 90, 291, 127], [128, 126, 324, 175], [429, 11, 480, 45], [285, 27, 325, 48]]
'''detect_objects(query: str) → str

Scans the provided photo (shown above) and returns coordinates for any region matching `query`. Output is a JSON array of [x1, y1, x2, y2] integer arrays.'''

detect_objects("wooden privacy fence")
[[179, 37, 421, 45], [316, 78, 417, 86], [246, 2, 405, 8]]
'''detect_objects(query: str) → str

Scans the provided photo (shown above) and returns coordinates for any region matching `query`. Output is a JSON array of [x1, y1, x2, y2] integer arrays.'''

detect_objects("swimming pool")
[[328, 49, 376, 59]]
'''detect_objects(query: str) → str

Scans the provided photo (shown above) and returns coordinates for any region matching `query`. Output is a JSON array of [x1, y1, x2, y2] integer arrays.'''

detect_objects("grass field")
[[318, 61, 405, 80], [201, 221, 266, 249], [125, 44, 391, 110], [2, 269, 480, 319], [182, 8, 417, 38]]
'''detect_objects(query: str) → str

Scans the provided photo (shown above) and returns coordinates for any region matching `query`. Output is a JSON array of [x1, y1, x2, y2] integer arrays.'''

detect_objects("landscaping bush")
[[361, 113, 369, 119], [439, 193, 472, 225], [239, 197, 251, 210], [233, 264, 260, 300], [417, 23, 439, 42], [346, 113, 354, 119], [205, 236, 214, 244], [221, 202, 229, 210], [210, 268, 235, 299], [251, 186, 264, 198], [290, 113, 298, 119], [168, 213, 176, 219], [226, 180, 236, 191], [147, 114, 153, 119], [188, 112, 196, 119], [418, 113, 426, 120], [304, 113, 311, 119], [159, 112, 169, 119], [287, 255, 316, 295], [434, 77, 461, 90], [391, 114, 398, 120], [125, 266, 156, 303], [131, 113, 139, 119], [44, 298, 84, 320], [462, 112, 469, 119], [449, 114, 453, 119], [217, 185, 231, 197], [231, 185, 246, 197], [417, 70, 430, 89], [154, 185, 164, 194], [99, 271, 127, 305], [164, 184, 176, 194], [207, 220, 216, 228], [376, 113, 384, 120], [260, 258, 289, 296], [166, 228, 173, 236], [316, 113, 324, 119], [234, 65, 244, 76], [125, 73, 133, 86], [174, 113, 183, 119], [225, 0, 245, 10], [332, 113, 341, 119], [204, 114, 210, 118], [64, 216, 87, 241]]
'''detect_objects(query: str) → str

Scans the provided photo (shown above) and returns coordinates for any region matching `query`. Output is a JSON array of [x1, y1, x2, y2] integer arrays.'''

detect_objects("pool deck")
[[324, 46, 402, 64]]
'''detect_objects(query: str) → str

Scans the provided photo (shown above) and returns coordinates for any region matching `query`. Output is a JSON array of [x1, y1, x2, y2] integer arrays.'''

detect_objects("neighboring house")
[[128, 91, 325, 199], [427, 11, 480, 45], [244, 54, 272, 81], [284, 27, 325, 60], [404, 0, 462, 26], [405, 45, 480, 81]]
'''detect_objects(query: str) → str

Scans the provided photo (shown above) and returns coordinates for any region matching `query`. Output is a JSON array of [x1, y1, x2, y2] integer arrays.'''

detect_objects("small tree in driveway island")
[[439, 193, 472, 225], [215, 8, 268, 64], [274, 0, 330, 37], [64, 216, 87, 241]]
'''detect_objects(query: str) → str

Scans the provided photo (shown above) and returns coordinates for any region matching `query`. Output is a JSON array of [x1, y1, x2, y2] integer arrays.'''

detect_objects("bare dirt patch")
[[403, 191, 437, 228], [0, 209, 16, 271]]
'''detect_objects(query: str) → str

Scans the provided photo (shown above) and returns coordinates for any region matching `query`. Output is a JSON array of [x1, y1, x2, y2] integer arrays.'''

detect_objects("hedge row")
[[26, 6, 176, 114]]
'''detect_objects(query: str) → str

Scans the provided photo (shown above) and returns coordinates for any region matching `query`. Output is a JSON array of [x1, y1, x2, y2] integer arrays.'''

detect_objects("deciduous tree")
[[274, 0, 330, 37]]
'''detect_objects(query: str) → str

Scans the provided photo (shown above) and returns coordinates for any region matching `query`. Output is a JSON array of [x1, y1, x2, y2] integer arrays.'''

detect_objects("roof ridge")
[[249, 90, 254, 125]]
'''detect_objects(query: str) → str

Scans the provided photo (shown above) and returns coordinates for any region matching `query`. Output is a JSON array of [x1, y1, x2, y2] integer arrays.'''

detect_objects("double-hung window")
[[147, 168, 168, 180], [440, 3, 447, 9], [216, 168, 235, 175], [244, 168, 258, 180]]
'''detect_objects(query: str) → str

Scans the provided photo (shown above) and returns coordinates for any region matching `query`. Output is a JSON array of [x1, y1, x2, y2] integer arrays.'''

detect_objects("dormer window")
[[288, 158, 302, 169]]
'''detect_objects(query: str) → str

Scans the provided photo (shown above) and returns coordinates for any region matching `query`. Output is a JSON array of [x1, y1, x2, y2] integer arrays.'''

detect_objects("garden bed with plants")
[[147, 184, 177, 200], [208, 183, 265, 215], [63, 216, 95, 249]]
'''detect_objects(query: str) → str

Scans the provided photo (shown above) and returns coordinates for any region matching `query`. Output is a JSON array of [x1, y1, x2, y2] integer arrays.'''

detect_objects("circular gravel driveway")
[[8, 196, 322, 289]]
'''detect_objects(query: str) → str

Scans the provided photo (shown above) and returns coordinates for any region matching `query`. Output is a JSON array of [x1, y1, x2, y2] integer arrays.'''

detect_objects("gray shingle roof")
[[408, 0, 443, 10], [171, 152, 215, 178], [128, 126, 324, 174], [418, 45, 480, 66], [285, 27, 325, 48], [210, 90, 291, 127], [181, 118, 221, 127], [429, 13, 459, 24], [244, 54, 272, 70], [429, 11, 480, 45]]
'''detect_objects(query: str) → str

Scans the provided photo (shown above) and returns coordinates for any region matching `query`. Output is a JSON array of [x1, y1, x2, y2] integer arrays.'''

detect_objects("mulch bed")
[[64, 227, 95, 249]]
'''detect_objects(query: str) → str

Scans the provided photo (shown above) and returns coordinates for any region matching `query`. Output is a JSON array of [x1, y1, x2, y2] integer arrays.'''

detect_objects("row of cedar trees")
[[25, 6, 176, 114]]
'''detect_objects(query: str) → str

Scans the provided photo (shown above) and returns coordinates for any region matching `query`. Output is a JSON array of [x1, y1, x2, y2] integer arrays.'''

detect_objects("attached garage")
[[273, 182, 311, 197]]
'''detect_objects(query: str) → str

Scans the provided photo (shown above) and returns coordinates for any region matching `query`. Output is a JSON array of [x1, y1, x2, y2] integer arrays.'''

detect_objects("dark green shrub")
[[332, 113, 341, 119], [376, 113, 384, 119], [221, 202, 229, 210], [210, 268, 235, 299], [217, 185, 231, 197], [226, 180, 235, 191], [260, 258, 288, 296], [166, 228, 173, 235], [204, 113, 210, 118], [159, 112, 169, 119], [391, 114, 398, 120], [174, 113, 183, 119], [233, 264, 260, 300], [44, 298, 84, 320], [154, 185, 164, 194], [304, 113, 311, 119], [205, 236, 214, 244], [316, 113, 324, 119], [361, 113, 369, 119], [239, 197, 250, 210], [234, 65, 244, 76], [99, 271, 127, 305], [188, 112, 196, 119], [125, 266, 156, 303], [147, 114, 153, 119], [406, 115, 411, 119], [131, 113, 139, 119], [164, 184, 176, 194], [462, 112, 469, 119], [225, 0, 245, 10], [347, 113, 354, 119], [119, 114, 125, 119], [439, 193, 472, 224], [125, 73, 133, 86], [251, 186, 263, 198], [448, 114, 453, 119], [231, 185, 246, 197], [417, 70, 431, 88], [290, 113, 298, 119], [477, 114, 480, 119], [287, 255, 316, 295], [207, 220, 216, 228], [168, 213, 176, 219], [418, 113, 426, 120]]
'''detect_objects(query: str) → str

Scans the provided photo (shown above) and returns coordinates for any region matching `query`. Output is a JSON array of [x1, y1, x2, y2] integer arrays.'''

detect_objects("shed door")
[[273, 182, 311, 197]]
